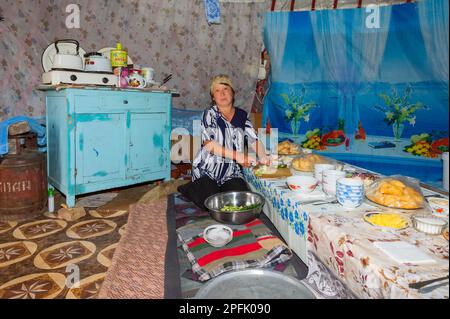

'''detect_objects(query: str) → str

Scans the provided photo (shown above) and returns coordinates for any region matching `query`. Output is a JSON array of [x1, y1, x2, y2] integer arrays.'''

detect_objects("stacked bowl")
[[336, 178, 364, 208]]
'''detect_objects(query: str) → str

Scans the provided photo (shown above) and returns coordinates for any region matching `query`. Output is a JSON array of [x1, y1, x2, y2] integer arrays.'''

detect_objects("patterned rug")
[[98, 201, 169, 299], [0, 191, 133, 299]]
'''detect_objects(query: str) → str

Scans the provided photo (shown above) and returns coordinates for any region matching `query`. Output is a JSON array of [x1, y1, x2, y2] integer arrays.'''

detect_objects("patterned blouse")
[[192, 105, 259, 186]]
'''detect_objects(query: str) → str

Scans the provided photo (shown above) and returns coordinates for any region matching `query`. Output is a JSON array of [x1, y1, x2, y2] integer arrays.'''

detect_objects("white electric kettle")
[[52, 39, 84, 71]]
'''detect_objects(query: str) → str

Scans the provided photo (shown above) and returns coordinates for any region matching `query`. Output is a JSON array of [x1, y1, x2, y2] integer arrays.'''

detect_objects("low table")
[[243, 166, 449, 299]]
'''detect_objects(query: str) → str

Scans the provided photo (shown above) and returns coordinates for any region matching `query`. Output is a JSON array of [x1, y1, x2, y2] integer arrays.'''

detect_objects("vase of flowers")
[[278, 87, 317, 137], [392, 122, 404, 142], [373, 86, 427, 142]]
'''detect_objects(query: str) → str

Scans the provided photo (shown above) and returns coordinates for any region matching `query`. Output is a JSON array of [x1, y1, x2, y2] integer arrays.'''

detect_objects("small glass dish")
[[203, 225, 233, 248], [412, 215, 448, 235]]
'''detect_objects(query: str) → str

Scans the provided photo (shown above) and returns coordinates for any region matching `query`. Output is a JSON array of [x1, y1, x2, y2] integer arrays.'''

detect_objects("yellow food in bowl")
[[365, 213, 408, 229]]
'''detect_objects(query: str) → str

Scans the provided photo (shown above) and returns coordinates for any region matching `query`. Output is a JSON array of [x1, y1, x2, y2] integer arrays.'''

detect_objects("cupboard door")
[[75, 113, 126, 184], [128, 112, 168, 177]]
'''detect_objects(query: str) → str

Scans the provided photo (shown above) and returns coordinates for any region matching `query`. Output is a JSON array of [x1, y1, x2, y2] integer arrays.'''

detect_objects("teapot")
[[127, 69, 146, 89], [52, 39, 84, 71]]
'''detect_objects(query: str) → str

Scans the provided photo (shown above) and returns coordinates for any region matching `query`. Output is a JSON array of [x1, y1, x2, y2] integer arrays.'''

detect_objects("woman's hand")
[[258, 155, 271, 166], [244, 155, 258, 167], [236, 153, 257, 167]]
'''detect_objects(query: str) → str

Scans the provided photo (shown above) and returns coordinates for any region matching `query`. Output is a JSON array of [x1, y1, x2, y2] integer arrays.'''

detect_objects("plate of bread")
[[292, 154, 327, 172], [277, 141, 301, 155]]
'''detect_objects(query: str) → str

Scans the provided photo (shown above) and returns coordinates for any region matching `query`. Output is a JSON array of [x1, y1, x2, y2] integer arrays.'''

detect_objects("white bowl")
[[314, 164, 335, 182], [412, 216, 448, 235], [426, 197, 449, 217], [286, 176, 319, 194], [203, 225, 233, 247]]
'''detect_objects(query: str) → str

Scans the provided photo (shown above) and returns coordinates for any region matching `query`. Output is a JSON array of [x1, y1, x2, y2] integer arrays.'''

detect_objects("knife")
[[409, 275, 449, 290], [161, 74, 172, 85], [419, 281, 449, 294]]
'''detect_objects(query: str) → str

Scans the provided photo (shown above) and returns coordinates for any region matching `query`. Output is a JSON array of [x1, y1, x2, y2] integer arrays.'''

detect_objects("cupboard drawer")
[[74, 92, 170, 112], [75, 95, 101, 110], [102, 95, 148, 108]]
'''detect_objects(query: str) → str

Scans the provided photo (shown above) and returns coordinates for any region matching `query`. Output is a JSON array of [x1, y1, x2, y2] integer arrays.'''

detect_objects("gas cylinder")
[[0, 150, 47, 221]]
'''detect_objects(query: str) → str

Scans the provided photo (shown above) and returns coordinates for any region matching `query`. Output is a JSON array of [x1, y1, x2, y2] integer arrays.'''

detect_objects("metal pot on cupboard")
[[84, 52, 113, 73]]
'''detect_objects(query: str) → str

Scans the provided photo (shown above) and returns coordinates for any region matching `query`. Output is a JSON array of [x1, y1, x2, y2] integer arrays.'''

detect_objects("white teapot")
[[127, 69, 147, 88]]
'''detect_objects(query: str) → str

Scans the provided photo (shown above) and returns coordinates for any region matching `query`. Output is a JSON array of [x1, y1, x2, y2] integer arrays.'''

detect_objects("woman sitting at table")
[[178, 74, 269, 210]]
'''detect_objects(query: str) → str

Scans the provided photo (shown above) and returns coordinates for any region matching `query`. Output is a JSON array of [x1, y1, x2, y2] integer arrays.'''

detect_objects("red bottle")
[[266, 118, 271, 135], [355, 121, 366, 140]]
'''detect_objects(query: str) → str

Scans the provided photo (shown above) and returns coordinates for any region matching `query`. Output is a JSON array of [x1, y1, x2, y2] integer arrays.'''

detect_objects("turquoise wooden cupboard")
[[44, 88, 172, 207]]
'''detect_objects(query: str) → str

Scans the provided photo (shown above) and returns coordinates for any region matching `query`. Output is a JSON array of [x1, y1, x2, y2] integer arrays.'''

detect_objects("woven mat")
[[171, 193, 305, 298], [97, 200, 168, 299], [177, 218, 292, 282]]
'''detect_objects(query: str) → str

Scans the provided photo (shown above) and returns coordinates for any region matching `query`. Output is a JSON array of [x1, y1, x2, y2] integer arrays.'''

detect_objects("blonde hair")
[[210, 74, 234, 96]]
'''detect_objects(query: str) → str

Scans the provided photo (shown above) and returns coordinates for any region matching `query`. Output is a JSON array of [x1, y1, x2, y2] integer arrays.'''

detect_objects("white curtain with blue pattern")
[[418, 0, 449, 84]]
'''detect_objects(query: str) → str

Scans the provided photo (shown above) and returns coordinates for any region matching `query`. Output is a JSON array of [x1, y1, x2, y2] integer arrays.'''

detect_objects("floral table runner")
[[307, 210, 448, 299], [243, 167, 449, 299]]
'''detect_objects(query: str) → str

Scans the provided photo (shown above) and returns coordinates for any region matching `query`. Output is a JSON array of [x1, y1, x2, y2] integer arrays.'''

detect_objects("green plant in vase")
[[278, 88, 317, 137], [373, 86, 428, 141], [337, 119, 345, 131]]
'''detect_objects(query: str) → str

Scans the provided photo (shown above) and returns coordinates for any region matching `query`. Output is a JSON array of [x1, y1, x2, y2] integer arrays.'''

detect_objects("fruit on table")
[[321, 130, 346, 146], [404, 140, 438, 158], [306, 128, 320, 139], [431, 137, 449, 154], [302, 135, 322, 149], [410, 133, 430, 144]]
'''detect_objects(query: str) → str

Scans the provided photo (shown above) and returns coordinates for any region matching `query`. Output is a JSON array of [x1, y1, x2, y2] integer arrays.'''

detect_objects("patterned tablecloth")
[[243, 167, 449, 299]]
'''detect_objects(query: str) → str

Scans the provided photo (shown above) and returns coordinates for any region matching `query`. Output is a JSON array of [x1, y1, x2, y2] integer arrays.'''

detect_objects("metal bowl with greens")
[[204, 191, 265, 225]]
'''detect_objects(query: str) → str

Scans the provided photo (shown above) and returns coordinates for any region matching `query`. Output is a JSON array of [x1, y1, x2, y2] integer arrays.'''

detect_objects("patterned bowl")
[[286, 176, 319, 194], [336, 178, 364, 208]]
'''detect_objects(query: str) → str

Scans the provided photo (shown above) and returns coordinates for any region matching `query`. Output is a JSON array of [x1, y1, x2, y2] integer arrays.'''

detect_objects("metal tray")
[[194, 269, 317, 299]]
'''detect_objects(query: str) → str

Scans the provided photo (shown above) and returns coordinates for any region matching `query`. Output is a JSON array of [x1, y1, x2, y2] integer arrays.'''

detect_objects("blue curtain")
[[262, 0, 449, 185]]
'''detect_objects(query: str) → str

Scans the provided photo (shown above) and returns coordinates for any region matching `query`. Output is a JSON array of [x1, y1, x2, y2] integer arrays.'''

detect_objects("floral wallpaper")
[[0, 0, 265, 121], [0, 0, 53, 120]]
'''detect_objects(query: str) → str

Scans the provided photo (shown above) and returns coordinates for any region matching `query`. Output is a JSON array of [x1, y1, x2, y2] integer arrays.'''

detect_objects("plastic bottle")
[[48, 188, 55, 213], [110, 42, 128, 88], [110, 42, 128, 68]]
